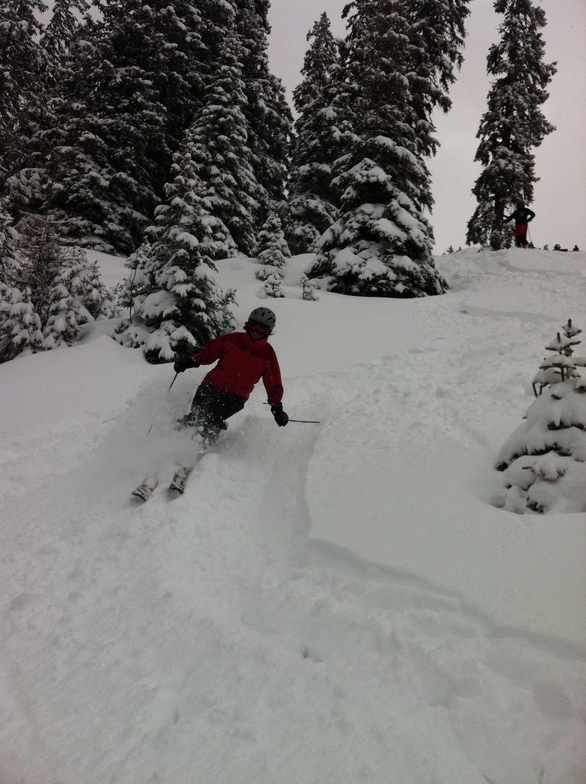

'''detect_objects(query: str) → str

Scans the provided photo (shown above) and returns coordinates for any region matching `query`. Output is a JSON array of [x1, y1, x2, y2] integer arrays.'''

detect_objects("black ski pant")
[[186, 383, 244, 447]]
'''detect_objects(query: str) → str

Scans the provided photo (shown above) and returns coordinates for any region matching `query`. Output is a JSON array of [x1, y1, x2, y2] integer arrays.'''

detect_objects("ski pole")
[[146, 372, 179, 435], [263, 404, 319, 424]]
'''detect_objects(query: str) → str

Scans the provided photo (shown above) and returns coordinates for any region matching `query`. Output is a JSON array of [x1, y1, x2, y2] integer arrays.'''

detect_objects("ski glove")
[[271, 403, 289, 427], [174, 355, 196, 373]]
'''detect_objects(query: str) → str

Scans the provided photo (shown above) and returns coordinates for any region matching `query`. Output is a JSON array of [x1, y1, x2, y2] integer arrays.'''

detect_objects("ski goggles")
[[246, 320, 271, 336]]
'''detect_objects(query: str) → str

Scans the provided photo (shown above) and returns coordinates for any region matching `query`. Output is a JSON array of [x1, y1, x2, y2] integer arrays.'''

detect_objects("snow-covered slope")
[[1, 248, 585, 784]]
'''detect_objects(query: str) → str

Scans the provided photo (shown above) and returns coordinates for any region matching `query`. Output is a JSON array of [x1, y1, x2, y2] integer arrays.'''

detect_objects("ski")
[[131, 476, 158, 502], [168, 466, 193, 495], [131, 452, 205, 502]]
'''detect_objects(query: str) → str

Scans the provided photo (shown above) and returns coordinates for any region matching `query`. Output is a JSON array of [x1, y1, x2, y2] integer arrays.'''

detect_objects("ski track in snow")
[[1, 249, 586, 783]]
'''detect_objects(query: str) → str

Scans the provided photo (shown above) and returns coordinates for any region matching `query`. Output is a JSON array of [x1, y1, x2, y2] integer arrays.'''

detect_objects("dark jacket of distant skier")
[[503, 202, 536, 248], [173, 307, 288, 447]]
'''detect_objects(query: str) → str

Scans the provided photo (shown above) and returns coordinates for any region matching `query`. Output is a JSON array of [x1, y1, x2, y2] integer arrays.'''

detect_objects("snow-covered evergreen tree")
[[0, 284, 43, 362], [17, 214, 62, 327], [531, 320, 585, 396], [262, 274, 284, 299], [234, 0, 293, 220], [41, 248, 96, 349], [254, 210, 290, 281], [0, 0, 47, 185], [42, 0, 230, 254], [116, 137, 236, 363], [286, 13, 342, 254], [466, 0, 556, 248], [188, 19, 263, 257], [401, 0, 471, 158], [300, 273, 319, 301], [496, 320, 586, 514], [1, 214, 115, 357], [41, 245, 117, 349], [0, 206, 22, 286], [39, 0, 91, 85], [42, 15, 170, 253], [2, 1, 91, 222], [81, 256, 118, 321], [0, 208, 43, 361], [307, 0, 447, 298]]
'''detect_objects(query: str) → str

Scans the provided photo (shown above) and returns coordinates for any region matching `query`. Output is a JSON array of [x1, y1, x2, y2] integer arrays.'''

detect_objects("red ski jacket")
[[191, 332, 283, 405]]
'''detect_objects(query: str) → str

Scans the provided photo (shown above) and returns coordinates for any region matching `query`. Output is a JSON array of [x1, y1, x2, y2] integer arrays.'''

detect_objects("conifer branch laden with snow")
[[496, 319, 586, 514]]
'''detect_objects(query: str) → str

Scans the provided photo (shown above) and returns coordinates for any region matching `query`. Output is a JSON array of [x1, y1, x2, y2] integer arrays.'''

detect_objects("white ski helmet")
[[247, 307, 276, 333]]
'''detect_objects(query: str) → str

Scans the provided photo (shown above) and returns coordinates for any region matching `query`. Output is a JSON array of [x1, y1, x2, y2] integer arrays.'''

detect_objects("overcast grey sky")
[[267, 0, 586, 253]]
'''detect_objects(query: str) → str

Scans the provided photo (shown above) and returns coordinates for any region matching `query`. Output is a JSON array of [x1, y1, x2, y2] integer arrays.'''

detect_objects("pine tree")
[[287, 13, 342, 255], [234, 0, 293, 221], [2, 1, 91, 221], [81, 256, 118, 320], [1, 214, 114, 356], [0, 284, 43, 361], [188, 20, 263, 256], [17, 214, 62, 327], [254, 210, 290, 281], [0, 0, 48, 185], [531, 319, 585, 396], [307, 0, 447, 298], [400, 0, 471, 157], [0, 205, 22, 286], [300, 273, 319, 301], [41, 246, 117, 349], [42, 11, 172, 253], [496, 320, 586, 514], [466, 0, 556, 248], [0, 207, 43, 362], [116, 136, 236, 363], [40, 0, 91, 86], [41, 247, 96, 349], [42, 0, 231, 253], [262, 274, 284, 298]]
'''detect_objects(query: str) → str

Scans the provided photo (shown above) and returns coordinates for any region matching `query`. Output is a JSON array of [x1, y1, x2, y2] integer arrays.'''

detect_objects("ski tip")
[[168, 467, 192, 495], [131, 483, 156, 502]]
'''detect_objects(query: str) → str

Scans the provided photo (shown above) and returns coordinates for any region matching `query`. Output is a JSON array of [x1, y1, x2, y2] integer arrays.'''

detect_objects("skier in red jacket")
[[173, 307, 288, 447]]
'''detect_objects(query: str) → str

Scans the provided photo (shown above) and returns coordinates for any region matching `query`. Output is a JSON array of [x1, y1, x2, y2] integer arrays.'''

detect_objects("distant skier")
[[173, 307, 289, 448], [503, 201, 535, 248]]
